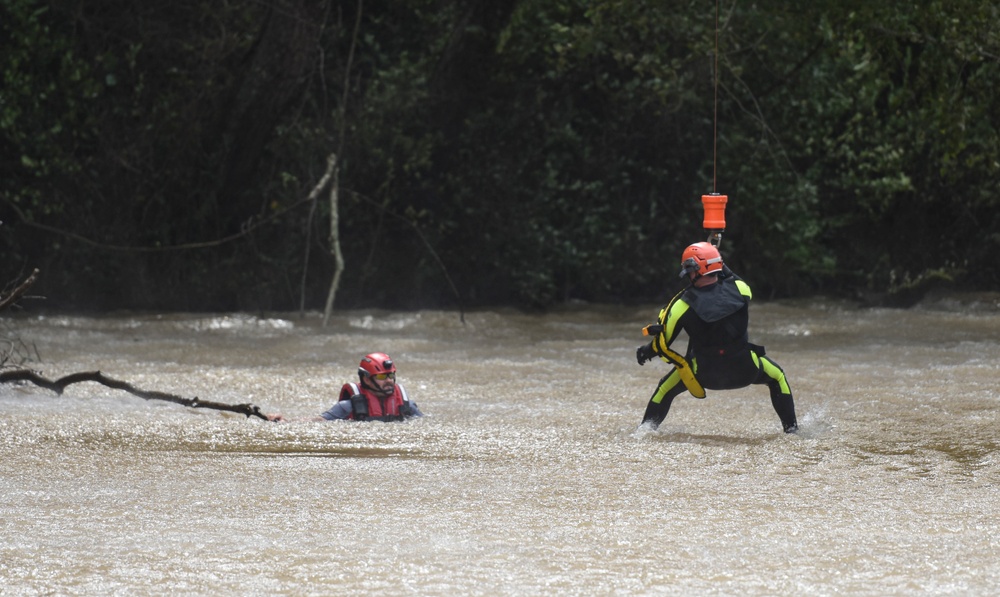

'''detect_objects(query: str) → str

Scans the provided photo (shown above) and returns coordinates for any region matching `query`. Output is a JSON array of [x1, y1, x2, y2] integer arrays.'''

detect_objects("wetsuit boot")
[[769, 388, 797, 433], [641, 397, 673, 429], [640, 375, 688, 429]]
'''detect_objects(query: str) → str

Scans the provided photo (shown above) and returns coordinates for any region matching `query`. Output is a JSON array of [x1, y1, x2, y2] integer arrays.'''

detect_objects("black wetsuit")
[[639, 271, 798, 432]]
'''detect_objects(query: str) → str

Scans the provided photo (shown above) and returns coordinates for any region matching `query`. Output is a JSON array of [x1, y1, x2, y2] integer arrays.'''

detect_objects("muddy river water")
[[1, 297, 998, 595]]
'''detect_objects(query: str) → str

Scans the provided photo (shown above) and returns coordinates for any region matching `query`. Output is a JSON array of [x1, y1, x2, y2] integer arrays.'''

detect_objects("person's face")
[[369, 371, 396, 394], [693, 273, 718, 287]]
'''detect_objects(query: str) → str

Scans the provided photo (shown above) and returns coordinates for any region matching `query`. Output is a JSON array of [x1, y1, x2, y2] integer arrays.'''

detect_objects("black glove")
[[636, 343, 656, 366]]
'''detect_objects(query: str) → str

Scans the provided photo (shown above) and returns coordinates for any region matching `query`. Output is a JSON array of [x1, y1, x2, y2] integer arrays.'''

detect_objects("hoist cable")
[[713, 0, 720, 193]]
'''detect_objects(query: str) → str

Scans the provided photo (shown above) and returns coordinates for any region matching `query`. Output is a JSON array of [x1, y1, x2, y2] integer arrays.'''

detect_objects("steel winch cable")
[[713, 0, 720, 194], [702, 0, 727, 248]]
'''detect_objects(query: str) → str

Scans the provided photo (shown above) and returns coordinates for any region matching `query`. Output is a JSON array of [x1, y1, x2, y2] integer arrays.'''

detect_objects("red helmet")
[[358, 352, 396, 379], [679, 242, 723, 278]]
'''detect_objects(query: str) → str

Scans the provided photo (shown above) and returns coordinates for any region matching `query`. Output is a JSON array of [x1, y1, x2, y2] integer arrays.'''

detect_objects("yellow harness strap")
[[661, 348, 706, 398], [642, 286, 707, 399]]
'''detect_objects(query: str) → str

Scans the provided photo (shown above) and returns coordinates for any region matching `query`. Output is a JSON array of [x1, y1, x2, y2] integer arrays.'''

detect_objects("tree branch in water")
[[0, 369, 270, 421], [0, 268, 40, 311]]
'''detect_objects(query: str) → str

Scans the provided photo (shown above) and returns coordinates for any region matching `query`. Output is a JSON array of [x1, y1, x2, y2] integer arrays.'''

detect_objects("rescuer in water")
[[268, 352, 422, 422], [635, 242, 798, 433]]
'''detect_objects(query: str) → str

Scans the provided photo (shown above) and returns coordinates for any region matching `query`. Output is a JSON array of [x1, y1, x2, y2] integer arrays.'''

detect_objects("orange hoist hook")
[[701, 192, 727, 247]]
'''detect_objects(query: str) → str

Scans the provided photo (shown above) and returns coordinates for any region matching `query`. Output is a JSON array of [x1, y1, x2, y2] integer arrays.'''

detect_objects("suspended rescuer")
[[268, 352, 423, 422], [635, 242, 798, 433]]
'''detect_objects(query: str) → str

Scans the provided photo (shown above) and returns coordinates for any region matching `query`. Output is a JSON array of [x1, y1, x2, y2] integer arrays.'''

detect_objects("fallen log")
[[0, 369, 270, 421]]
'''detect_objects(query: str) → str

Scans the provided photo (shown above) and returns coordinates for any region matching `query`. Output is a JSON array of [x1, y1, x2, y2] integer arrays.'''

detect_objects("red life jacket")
[[338, 382, 410, 421]]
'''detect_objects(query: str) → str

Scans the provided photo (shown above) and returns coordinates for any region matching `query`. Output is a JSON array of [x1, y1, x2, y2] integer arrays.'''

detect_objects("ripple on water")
[[2, 305, 999, 595]]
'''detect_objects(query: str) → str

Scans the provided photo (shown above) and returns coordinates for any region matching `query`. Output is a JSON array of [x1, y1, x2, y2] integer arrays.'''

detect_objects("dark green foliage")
[[2, 0, 997, 311]]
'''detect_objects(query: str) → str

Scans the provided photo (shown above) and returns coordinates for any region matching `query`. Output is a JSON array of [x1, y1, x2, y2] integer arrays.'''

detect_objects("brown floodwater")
[[1, 296, 998, 595]]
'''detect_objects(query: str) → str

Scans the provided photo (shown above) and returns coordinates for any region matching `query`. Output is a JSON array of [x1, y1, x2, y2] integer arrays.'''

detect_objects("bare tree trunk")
[[320, 0, 362, 326], [322, 158, 344, 326], [298, 155, 339, 316]]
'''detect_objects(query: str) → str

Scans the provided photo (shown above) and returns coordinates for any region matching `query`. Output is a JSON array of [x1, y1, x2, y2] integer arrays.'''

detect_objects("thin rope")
[[713, 0, 720, 193]]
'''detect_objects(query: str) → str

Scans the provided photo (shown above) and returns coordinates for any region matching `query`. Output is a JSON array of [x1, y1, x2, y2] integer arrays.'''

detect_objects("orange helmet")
[[679, 242, 723, 278], [358, 352, 396, 379]]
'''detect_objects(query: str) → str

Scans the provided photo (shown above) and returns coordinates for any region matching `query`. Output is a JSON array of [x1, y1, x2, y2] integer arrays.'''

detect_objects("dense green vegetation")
[[2, 0, 997, 312]]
